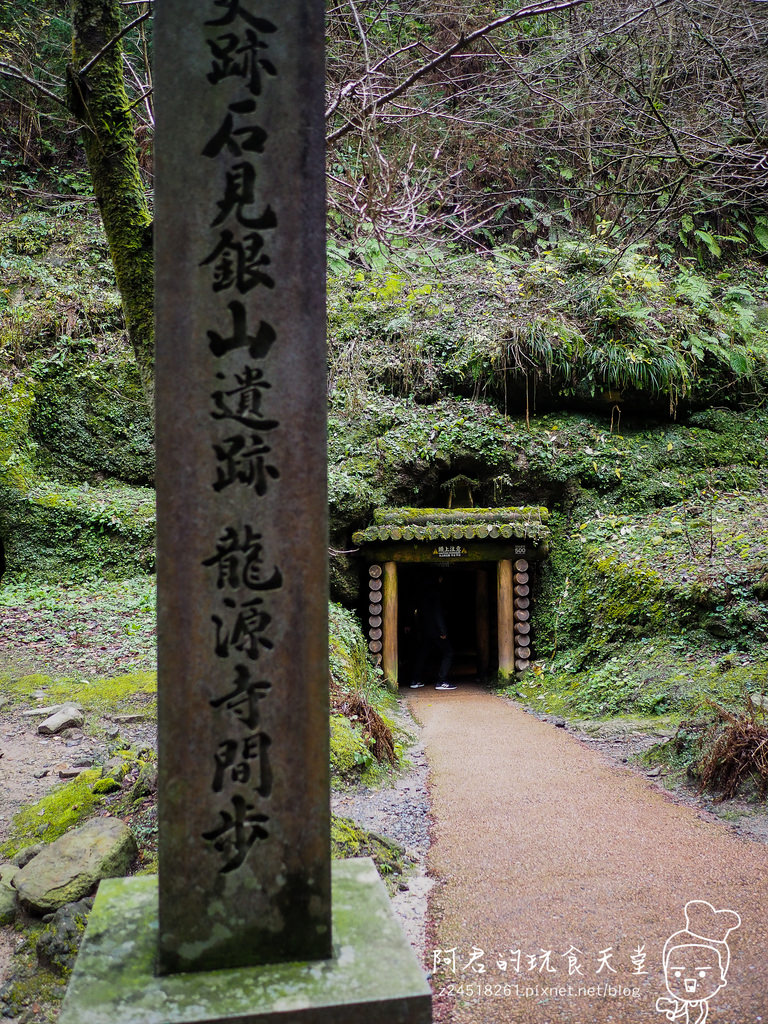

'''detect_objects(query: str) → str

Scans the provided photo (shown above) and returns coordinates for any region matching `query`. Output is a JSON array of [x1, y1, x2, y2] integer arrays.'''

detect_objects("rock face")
[[12, 817, 137, 914]]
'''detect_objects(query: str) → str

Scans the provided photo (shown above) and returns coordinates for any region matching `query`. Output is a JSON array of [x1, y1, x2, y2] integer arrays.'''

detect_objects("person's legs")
[[434, 637, 455, 689], [436, 637, 453, 681]]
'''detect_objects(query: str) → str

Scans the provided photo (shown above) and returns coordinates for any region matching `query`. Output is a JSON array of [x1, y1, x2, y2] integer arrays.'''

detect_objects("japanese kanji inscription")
[[155, 0, 329, 973]]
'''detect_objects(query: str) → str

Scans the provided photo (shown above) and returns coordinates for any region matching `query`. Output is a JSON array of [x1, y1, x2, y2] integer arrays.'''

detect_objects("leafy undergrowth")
[[329, 601, 407, 784], [506, 638, 768, 721], [329, 697, 406, 785], [575, 488, 768, 610], [0, 576, 156, 677], [0, 206, 125, 372], [641, 694, 768, 802], [331, 691, 396, 764], [328, 237, 768, 414]]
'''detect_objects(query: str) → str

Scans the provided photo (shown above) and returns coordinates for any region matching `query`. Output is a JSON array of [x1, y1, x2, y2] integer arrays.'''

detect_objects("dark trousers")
[[411, 635, 453, 683]]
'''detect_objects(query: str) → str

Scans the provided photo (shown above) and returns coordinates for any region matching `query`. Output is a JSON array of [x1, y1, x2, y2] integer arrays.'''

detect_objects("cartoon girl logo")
[[656, 900, 741, 1024]]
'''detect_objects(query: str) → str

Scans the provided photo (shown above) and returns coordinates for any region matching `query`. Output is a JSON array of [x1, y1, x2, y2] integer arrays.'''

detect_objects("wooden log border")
[[513, 559, 533, 672], [367, 564, 384, 661]]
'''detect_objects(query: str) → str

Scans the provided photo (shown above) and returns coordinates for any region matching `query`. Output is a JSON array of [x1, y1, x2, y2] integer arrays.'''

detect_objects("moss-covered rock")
[[330, 814, 407, 888], [12, 817, 137, 914], [35, 897, 93, 974], [0, 954, 67, 1023]]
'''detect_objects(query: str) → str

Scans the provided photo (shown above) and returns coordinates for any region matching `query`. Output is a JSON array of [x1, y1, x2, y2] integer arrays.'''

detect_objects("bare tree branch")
[[0, 60, 67, 107], [327, 0, 593, 145]]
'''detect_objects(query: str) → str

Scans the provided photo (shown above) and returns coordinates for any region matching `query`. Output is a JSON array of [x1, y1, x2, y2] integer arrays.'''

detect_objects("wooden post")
[[497, 559, 514, 681], [476, 569, 489, 679], [382, 561, 399, 690]]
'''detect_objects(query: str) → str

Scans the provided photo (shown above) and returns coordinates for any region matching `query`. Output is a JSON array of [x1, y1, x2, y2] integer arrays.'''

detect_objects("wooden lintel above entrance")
[[358, 540, 547, 564]]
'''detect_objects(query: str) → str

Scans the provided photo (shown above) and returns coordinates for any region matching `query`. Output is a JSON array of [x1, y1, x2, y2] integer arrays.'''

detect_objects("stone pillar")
[[153, 0, 330, 972], [382, 561, 399, 690], [497, 559, 515, 681], [59, 1, 432, 1018]]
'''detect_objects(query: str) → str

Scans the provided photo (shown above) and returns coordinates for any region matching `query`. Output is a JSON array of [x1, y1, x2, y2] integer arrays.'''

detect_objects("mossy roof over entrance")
[[352, 507, 550, 545]]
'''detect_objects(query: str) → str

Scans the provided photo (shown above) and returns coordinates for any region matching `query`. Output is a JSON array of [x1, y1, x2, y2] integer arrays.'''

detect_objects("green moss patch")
[[1, 670, 156, 714], [329, 714, 373, 780], [0, 377, 37, 491], [331, 814, 409, 889], [574, 489, 768, 605], [0, 771, 104, 857], [29, 358, 153, 486]]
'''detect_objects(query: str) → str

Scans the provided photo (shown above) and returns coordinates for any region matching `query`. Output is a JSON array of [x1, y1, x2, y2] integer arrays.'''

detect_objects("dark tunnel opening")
[[397, 562, 499, 686]]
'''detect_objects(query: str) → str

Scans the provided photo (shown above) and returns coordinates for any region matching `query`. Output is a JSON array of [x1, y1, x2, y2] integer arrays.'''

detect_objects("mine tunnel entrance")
[[353, 506, 549, 688], [397, 563, 498, 685]]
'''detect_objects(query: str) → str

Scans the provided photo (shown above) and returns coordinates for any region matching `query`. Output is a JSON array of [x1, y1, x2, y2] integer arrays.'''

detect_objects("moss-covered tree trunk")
[[67, 0, 154, 414]]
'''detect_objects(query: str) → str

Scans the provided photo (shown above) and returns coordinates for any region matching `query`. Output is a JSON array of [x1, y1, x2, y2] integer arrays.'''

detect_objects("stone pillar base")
[[59, 859, 431, 1024]]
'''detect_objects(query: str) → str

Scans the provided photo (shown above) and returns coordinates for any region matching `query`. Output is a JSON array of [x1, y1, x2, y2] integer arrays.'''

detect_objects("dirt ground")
[[0, 698, 156, 993], [4, 669, 768, 1021]]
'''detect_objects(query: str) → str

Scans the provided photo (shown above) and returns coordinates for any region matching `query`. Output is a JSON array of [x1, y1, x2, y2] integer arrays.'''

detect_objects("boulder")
[[22, 702, 83, 718], [130, 763, 157, 802], [38, 707, 85, 735], [12, 817, 137, 914]]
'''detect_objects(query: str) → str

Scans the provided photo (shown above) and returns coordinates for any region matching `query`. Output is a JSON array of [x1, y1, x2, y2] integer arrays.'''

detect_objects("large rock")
[[12, 817, 137, 914], [0, 864, 18, 925], [38, 706, 85, 735]]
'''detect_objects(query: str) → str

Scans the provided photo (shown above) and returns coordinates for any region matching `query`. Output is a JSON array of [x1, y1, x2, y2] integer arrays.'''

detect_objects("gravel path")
[[410, 684, 768, 1024], [332, 704, 434, 955]]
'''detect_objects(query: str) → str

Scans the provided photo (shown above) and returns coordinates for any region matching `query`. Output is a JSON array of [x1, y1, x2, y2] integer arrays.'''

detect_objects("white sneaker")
[[409, 682, 425, 688], [435, 682, 457, 690]]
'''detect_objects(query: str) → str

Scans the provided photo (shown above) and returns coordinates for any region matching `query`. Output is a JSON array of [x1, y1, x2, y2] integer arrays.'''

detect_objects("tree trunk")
[[67, 0, 154, 414]]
